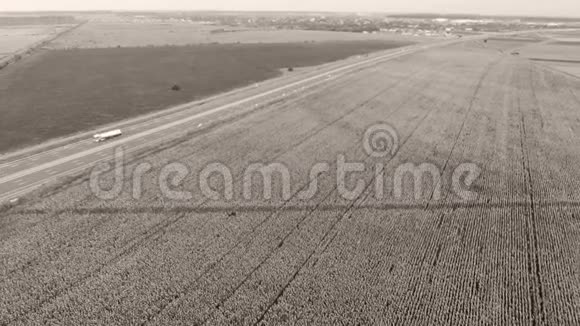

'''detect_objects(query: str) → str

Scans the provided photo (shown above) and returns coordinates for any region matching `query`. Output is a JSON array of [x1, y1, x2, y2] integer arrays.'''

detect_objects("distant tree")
[[288, 67, 294, 72], [171, 84, 181, 91]]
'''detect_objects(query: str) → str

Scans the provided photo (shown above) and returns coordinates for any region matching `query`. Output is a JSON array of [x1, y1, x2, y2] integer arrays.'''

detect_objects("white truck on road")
[[93, 129, 122, 142]]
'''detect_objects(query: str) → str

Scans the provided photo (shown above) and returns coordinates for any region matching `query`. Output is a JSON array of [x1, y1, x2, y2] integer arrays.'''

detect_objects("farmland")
[[0, 15, 79, 69], [0, 25, 72, 62], [519, 37, 580, 78], [1, 34, 580, 325], [0, 40, 410, 153], [49, 21, 432, 49]]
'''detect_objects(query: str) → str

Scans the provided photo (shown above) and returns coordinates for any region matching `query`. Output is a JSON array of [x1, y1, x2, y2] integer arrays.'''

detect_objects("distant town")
[[111, 12, 580, 37]]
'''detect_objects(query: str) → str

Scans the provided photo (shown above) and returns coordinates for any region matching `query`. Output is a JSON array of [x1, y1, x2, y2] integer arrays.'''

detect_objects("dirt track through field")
[[2, 40, 580, 325]]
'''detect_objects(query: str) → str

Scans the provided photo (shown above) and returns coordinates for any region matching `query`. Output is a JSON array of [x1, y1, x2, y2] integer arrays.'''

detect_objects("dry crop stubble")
[[3, 39, 580, 325]]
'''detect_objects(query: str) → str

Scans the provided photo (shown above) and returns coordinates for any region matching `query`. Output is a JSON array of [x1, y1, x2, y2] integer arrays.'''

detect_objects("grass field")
[[0, 40, 410, 153]]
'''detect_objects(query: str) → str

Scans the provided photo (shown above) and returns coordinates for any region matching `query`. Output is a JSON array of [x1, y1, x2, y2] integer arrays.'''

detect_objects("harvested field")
[[550, 41, 580, 46], [540, 63, 580, 79], [0, 26, 69, 58], [486, 37, 543, 43], [521, 45, 580, 62], [0, 16, 77, 26], [0, 40, 410, 153], [1, 39, 580, 325], [475, 37, 544, 53], [49, 21, 432, 49], [530, 58, 580, 64], [519, 35, 580, 79]]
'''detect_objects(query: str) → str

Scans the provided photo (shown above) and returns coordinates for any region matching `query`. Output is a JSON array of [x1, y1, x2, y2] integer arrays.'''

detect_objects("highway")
[[0, 38, 459, 203], [1, 29, 575, 204]]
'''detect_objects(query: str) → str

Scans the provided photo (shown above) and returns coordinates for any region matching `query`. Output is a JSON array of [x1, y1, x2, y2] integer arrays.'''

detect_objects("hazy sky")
[[1, 0, 579, 17]]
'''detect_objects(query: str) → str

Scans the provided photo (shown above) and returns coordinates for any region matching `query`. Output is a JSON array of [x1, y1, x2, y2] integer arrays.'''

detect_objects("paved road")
[[2, 33, 580, 325], [1, 30, 571, 202], [0, 38, 465, 203]]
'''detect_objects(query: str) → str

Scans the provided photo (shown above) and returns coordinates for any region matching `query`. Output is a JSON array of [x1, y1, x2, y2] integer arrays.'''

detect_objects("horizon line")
[[0, 9, 580, 20]]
